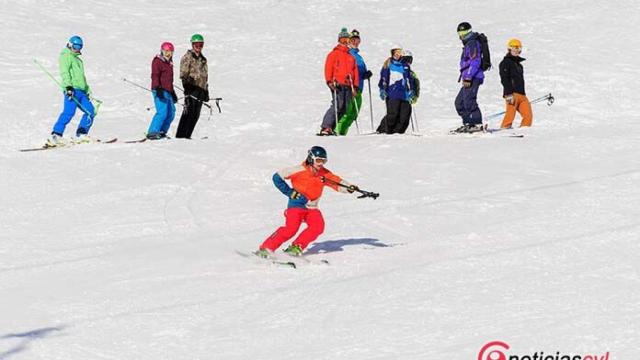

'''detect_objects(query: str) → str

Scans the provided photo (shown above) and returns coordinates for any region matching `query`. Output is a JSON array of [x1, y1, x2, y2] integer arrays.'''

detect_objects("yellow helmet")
[[507, 38, 522, 49]]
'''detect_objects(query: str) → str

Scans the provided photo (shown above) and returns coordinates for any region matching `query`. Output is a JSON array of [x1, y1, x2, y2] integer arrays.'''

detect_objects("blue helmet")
[[306, 146, 327, 165], [68, 35, 83, 50]]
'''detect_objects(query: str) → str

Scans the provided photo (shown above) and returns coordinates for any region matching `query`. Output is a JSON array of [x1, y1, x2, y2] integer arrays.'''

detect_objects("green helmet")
[[190, 34, 204, 43]]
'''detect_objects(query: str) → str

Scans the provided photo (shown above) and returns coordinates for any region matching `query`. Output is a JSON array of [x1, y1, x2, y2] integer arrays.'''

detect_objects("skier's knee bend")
[[278, 226, 299, 239]]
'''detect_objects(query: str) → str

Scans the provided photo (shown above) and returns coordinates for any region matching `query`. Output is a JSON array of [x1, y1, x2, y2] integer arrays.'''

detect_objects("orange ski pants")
[[501, 93, 533, 128]]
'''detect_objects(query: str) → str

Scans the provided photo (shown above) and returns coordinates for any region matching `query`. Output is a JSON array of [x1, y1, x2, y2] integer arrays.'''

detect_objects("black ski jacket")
[[499, 53, 526, 97]]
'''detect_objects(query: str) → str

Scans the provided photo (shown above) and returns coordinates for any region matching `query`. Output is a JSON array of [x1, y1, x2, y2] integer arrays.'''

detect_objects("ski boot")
[[146, 132, 164, 140], [283, 244, 303, 257], [45, 133, 66, 148], [73, 134, 93, 144], [255, 248, 272, 259]]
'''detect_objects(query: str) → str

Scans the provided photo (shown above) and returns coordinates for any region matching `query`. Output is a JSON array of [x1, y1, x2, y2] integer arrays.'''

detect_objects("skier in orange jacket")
[[319, 28, 359, 136], [257, 146, 358, 257]]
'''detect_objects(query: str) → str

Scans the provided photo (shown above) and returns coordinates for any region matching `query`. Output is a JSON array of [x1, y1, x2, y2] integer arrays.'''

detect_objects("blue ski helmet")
[[68, 35, 83, 50], [306, 146, 327, 165]]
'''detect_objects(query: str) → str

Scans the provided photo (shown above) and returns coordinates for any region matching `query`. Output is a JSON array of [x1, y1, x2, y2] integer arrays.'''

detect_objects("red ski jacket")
[[324, 44, 359, 89]]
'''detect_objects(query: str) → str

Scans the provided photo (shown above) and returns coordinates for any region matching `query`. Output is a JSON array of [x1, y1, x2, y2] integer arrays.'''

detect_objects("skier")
[[499, 38, 532, 128], [176, 34, 209, 139], [257, 146, 359, 257], [376, 46, 415, 134], [402, 50, 420, 107], [453, 22, 485, 133], [319, 28, 359, 136], [335, 29, 372, 135], [147, 42, 178, 140], [48, 35, 96, 146]]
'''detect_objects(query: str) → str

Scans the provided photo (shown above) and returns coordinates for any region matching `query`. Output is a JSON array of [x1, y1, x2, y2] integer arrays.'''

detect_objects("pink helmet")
[[160, 42, 174, 51]]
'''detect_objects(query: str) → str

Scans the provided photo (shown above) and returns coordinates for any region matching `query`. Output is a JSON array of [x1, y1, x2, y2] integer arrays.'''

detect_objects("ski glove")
[[347, 185, 359, 193], [504, 94, 515, 105], [379, 89, 387, 101], [204, 89, 210, 102], [65, 86, 74, 98], [462, 80, 472, 88], [363, 70, 373, 80], [155, 87, 165, 99], [289, 190, 303, 200], [327, 81, 337, 91], [171, 92, 178, 104], [406, 90, 414, 101], [409, 96, 418, 105]]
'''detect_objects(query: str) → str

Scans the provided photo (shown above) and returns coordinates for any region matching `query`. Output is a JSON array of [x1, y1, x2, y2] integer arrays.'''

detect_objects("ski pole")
[[174, 85, 223, 114], [413, 105, 419, 133], [122, 78, 190, 110], [34, 59, 96, 116], [410, 107, 415, 133], [367, 78, 374, 132], [348, 75, 360, 135], [485, 93, 555, 120], [320, 176, 380, 200], [122, 77, 152, 92], [333, 80, 338, 131]]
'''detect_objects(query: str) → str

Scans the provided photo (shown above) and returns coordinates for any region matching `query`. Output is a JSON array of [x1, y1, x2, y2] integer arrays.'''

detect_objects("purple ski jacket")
[[459, 32, 484, 82]]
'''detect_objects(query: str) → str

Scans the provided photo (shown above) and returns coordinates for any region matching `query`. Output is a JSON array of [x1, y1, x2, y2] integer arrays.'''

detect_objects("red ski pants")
[[260, 208, 325, 252]]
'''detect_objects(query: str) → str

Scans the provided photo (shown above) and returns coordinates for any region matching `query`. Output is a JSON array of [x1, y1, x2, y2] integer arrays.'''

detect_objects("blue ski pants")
[[52, 89, 95, 136], [147, 90, 176, 135]]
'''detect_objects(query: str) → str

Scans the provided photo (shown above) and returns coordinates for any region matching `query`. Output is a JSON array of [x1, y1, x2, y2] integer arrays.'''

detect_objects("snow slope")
[[1, 1, 639, 359]]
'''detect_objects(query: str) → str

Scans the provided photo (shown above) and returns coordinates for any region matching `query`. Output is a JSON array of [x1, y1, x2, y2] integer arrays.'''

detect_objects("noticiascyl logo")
[[478, 341, 510, 360]]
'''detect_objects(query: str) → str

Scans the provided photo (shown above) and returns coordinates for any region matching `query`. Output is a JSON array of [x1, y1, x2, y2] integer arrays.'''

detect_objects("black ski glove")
[[204, 89, 210, 102], [155, 87, 164, 99], [363, 70, 373, 80], [171, 91, 178, 104], [65, 86, 74, 98]]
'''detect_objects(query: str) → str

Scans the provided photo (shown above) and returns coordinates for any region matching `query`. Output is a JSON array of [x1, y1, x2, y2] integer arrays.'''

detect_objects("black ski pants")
[[376, 99, 412, 134], [176, 96, 203, 139]]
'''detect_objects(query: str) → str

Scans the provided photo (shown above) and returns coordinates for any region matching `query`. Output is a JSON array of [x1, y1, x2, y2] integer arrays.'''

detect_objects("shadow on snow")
[[0, 326, 64, 360], [305, 237, 397, 255]]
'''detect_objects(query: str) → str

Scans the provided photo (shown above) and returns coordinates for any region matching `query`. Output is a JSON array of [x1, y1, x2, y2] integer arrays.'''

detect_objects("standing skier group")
[[318, 28, 421, 136], [46, 33, 210, 147], [319, 23, 533, 136], [40, 23, 536, 258]]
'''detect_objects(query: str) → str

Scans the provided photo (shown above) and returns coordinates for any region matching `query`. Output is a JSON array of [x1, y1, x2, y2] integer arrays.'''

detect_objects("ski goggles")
[[309, 154, 327, 164], [71, 43, 83, 50], [457, 29, 471, 38], [192, 42, 204, 48]]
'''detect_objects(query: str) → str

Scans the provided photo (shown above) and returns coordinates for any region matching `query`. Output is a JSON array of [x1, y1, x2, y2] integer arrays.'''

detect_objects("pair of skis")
[[236, 250, 329, 269], [19, 137, 118, 152]]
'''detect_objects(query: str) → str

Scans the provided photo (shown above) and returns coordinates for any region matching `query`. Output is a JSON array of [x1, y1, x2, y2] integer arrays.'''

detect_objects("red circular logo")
[[478, 341, 510, 360]]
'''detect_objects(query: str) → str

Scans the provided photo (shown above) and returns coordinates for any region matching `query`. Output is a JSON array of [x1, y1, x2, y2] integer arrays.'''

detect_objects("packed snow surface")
[[1, 1, 638, 359]]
